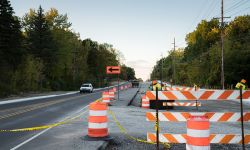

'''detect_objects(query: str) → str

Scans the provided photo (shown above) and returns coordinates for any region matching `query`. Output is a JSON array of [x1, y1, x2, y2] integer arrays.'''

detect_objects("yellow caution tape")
[[108, 110, 170, 149], [95, 98, 102, 102], [0, 111, 83, 132], [0, 97, 104, 132], [154, 120, 160, 132]]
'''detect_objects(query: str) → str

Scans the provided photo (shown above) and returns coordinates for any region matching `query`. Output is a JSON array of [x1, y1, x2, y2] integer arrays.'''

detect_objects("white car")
[[80, 83, 93, 93]]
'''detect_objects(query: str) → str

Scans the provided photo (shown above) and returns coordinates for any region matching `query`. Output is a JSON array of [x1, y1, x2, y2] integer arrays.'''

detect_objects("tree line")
[[0, 0, 135, 97], [151, 15, 250, 89]]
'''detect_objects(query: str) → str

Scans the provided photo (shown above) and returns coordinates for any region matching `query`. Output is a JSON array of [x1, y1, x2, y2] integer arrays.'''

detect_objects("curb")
[[97, 141, 109, 150], [97, 86, 140, 150], [127, 86, 141, 106]]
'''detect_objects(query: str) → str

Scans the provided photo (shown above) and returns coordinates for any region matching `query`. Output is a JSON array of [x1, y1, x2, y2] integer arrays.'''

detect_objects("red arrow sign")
[[106, 66, 121, 74]]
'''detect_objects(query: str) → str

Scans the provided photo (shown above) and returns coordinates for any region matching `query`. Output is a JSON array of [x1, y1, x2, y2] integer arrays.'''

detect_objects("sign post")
[[118, 74, 120, 101], [106, 66, 121, 100], [240, 86, 245, 150], [155, 87, 159, 150]]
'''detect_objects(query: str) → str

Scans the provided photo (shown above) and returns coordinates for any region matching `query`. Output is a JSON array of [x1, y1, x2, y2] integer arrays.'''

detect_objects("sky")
[[11, 0, 250, 81]]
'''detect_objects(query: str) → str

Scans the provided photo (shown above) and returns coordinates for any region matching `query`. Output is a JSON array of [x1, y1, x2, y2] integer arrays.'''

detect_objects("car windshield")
[[82, 84, 90, 87]]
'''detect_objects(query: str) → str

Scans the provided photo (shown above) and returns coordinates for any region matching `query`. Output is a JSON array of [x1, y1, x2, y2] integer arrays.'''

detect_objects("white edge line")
[[10, 105, 90, 150], [10, 127, 52, 150], [0, 82, 128, 106]]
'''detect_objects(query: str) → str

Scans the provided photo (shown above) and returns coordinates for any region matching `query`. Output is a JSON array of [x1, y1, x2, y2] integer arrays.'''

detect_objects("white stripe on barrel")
[[141, 95, 149, 109], [102, 92, 110, 104], [186, 116, 210, 150], [109, 90, 115, 100], [88, 102, 108, 137]]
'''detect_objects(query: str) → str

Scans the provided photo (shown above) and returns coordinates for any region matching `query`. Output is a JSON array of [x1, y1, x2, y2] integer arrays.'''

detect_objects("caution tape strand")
[[0, 108, 84, 132], [0, 97, 104, 132], [108, 110, 170, 149]]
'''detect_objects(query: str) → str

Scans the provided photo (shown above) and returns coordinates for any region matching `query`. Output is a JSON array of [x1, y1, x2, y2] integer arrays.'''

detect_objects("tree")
[[24, 6, 57, 89], [0, 0, 23, 96]]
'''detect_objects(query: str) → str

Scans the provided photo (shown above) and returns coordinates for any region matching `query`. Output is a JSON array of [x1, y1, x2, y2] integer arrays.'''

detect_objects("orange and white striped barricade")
[[102, 92, 110, 104], [166, 102, 201, 107], [147, 133, 250, 144], [141, 95, 149, 109], [146, 112, 250, 122], [109, 90, 115, 100], [146, 90, 250, 101], [165, 86, 199, 91], [186, 116, 210, 150], [86, 102, 112, 140], [146, 112, 250, 146]]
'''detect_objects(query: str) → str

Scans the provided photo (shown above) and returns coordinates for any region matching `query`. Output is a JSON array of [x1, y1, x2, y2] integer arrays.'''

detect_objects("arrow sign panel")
[[106, 66, 121, 74]]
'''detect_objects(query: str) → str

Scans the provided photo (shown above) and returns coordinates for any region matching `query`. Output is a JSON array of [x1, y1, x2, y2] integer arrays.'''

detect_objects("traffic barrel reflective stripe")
[[102, 92, 110, 104], [186, 116, 210, 150], [109, 90, 115, 100], [141, 95, 149, 109], [88, 102, 108, 137]]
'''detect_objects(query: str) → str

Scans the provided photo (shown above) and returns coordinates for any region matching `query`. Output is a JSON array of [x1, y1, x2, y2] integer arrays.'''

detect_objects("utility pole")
[[214, 0, 230, 89], [221, 0, 225, 90], [160, 53, 163, 91], [172, 38, 176, 85]]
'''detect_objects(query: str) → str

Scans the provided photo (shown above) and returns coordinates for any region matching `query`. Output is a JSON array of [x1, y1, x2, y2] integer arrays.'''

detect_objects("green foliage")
[[0, 3, 135, 97], [0, 0, 23, 96], [151, 16, 250, 88], [120, 65, 136, 81]]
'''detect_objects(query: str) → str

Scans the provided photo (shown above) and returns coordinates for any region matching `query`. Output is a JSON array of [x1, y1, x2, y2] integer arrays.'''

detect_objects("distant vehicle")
[[80, 83, 93, 93]]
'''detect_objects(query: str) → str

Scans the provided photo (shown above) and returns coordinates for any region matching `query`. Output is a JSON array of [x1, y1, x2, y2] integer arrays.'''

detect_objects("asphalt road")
[[0, 90, 104, 150]]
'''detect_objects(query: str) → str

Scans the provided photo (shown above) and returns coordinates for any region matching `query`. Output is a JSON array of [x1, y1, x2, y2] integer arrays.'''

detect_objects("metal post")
[[156, 87, 159, 150], [240, 86, 245, 150], [118, 74, 120, 101], [195, 86, 198, 110]]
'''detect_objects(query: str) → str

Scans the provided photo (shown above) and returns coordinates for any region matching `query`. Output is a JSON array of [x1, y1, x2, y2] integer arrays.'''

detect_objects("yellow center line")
[[0, 94, 88, 120]]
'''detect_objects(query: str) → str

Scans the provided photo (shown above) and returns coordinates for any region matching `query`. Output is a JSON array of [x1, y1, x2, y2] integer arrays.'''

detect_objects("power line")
[[229, 6, 250, 16], [175, 0, 219, 48], [224, 0, 249, 14], [214, 0, 249, 17], [203, 0, 218, 19]]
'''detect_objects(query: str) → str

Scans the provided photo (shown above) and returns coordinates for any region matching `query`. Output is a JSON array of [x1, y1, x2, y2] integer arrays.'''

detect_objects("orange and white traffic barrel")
[[88, 102, 108, 137], [102, 92, 110, 104], [186, 116, 210, 150], [113, 87, 117, 92], [109, 90, 115, 100], [141, 95, 149, 109]]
